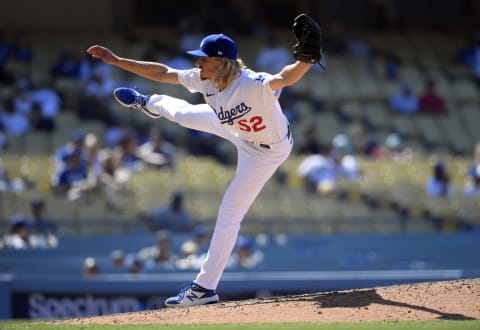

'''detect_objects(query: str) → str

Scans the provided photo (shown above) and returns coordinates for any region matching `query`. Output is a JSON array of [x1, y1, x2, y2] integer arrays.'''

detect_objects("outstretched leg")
[[113, 87, 230, 140], [146, 94, 232, 140]]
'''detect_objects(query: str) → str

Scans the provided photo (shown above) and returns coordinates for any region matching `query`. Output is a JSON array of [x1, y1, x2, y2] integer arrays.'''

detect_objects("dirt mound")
[[58, 278, 480, 324]]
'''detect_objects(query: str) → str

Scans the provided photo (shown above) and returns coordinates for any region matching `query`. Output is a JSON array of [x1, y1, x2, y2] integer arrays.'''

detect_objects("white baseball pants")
[[146, 94, 293, 290]]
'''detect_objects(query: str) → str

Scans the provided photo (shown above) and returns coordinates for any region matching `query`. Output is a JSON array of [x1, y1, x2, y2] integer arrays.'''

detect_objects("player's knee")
[[171, 111, 192, 126]]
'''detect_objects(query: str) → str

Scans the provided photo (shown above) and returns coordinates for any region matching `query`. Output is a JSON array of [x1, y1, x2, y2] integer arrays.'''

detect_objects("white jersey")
[[178, 68, 289, 145]]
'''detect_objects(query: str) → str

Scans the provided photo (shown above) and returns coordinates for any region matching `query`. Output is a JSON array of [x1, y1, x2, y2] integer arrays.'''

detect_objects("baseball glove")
[[292, 13, 322, 65]]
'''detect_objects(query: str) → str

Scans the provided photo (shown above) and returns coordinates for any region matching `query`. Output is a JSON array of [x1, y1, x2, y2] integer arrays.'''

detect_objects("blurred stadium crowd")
[[1, 0, 480, 255]]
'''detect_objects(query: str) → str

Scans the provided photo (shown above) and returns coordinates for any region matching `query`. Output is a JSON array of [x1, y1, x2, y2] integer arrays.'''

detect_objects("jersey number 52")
[[238, 116, 266, 132]]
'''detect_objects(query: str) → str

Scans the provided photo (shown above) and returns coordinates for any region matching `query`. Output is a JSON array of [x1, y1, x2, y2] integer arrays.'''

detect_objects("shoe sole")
[[165, 296, 220, 308]]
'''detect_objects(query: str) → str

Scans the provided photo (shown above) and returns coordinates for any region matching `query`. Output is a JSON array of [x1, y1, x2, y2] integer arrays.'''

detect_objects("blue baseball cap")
[[187, 34, 238, 60]]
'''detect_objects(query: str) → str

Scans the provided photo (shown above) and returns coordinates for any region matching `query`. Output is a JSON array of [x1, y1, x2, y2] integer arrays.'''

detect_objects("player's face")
[[195, 57, 224, 80]]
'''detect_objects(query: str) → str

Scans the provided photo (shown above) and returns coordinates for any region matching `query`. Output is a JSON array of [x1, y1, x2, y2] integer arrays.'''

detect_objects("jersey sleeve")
[[178, 68, 205, 94], [245, 71, 281, 105]]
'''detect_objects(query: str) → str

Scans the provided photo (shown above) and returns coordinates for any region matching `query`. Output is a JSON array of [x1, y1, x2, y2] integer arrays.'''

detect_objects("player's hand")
[[86, 45, 117, 64]]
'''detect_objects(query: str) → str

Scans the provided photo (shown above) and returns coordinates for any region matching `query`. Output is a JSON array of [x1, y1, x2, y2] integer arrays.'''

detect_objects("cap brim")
[[187, 49, 209, 57]]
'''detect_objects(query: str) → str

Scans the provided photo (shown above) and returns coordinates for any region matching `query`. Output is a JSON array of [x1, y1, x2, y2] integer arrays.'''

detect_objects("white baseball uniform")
[[145, 67, 293, 290]]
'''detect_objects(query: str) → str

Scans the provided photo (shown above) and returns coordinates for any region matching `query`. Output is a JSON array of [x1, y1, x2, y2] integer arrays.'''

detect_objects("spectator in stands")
[[13, 79, 33, 115], [83, 257, 100, 278], [473, 38, 480, 86], [464, 164, 480, 197], [53, 130, 87, 172], [29, 197, 58, 236], [92, 149, 133, 213], [91, 148, 118, 189], [51, 149, 89, 200], [124, 253, 144, 275], [77, 52, 98, 82], [383, 52, 400, 81], [80, 70, 115, 123], [3, 216, 31, 249], [87, 53, 114, 83], [254, 33, 293, 73], [375, 133, 414, 161], [346, 31, 371, 59], [137, 127, 176, 170], [137, 230, 177, 271], [389, 82, 418, 115], [30, 102, 56, 132], [467, 142, 480, 170], [110, 249, 126, 269], [11, 33, 33, 63], [84, 133, 102, 174], [458, 31, 480, 86], [297, 134, 362, 194], [331, 133, 362, 175], [227, 236, 264, 269], [2, 214, 54, 249], [176, 240, 203, 270], [27, 76, 61, 127], [134, 121, 155, 146], [51, 48, 82, 79], [176, 224, 210, 263], [191, 225, 210, 253], [425, 162, 453, 198], [84, 133, 132, 210], [419, 79, 447, 115], [348, 120, 379, 157], [0, 98, 31, 137], [142, 191, 195, 233], [113, 134, 144, 172]]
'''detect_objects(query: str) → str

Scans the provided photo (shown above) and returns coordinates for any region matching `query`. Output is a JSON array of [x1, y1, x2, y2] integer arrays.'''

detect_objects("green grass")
[[1, 320, 479, 330]]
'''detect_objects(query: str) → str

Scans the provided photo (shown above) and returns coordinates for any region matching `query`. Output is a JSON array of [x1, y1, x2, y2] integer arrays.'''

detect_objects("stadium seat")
[[23, 132, 52, 155], [338, 100, 363, 122], [363, 101, 392, 131], [415, 115, 448, 150], [452, 77, 479, 101], [458, 102, 480, 142], [4, 134, 24, 155], [438, 115, 474, 155], [391, 115, 418, 138]]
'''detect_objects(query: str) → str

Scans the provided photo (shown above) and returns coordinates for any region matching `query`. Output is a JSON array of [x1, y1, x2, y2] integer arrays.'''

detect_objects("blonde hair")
[[212, 58, 246, 90]]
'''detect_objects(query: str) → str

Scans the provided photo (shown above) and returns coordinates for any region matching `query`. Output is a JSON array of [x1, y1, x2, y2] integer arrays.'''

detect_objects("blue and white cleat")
[[165, 282, 219, 308], [113, 87, 160, 118]]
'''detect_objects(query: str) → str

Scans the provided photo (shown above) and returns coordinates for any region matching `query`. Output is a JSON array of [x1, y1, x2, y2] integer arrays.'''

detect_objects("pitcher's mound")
[[58, 278, 480, 324]]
